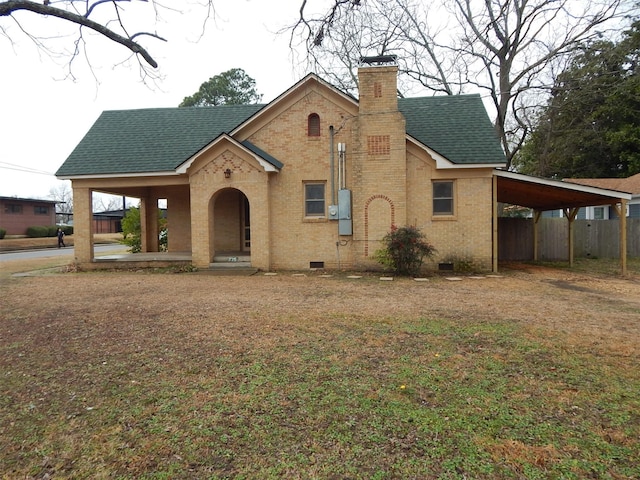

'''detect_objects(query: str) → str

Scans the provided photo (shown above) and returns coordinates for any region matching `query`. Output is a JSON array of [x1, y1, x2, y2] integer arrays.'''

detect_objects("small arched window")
[[308, 113, 320, 137]]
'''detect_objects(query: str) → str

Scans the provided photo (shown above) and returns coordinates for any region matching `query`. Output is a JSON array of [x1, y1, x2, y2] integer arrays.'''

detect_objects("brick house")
[[57, 61, 511, 271], [0, 196, 57, 235]]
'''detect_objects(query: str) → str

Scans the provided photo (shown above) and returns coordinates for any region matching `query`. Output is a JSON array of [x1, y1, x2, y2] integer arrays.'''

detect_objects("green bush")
[[26, 226, 50, 238], [374, 225, 437, 276], [120, 207, 166, 253], [59, 225, 73, 236], [121, 207, 142, 253], [0, 228, 5, 239]]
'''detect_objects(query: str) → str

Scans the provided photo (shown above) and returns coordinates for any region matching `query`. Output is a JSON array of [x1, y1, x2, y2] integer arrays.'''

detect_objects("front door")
[[242, 195, 250, 252]]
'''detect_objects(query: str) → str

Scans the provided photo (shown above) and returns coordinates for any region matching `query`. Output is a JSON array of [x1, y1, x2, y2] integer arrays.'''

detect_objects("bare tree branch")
[[0, 0, 164, 67], [289, 0, 634, 169]]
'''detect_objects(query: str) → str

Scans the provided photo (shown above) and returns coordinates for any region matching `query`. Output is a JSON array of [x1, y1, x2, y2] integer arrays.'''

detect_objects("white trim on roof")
[[57, 171, 180, 181], [407, 136, 506, 170], [494, 170, 633, 200], [175, 134, 280, 174], [230, 74, 358, 137]]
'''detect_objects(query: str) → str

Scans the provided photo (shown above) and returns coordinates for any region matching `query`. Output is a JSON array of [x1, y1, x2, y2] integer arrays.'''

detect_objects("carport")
[[493, 170, 633, 275]]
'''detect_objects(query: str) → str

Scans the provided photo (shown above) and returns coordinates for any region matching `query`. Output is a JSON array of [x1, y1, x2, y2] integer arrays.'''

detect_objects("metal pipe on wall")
[[329, 126, 336, 205]]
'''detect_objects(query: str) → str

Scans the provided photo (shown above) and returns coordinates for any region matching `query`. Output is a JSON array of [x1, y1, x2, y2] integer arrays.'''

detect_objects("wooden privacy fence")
[[499, 217, 640, 261]]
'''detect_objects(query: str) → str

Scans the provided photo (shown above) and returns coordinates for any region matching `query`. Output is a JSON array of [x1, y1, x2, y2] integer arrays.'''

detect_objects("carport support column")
[[614, 199, 628, 276], [492, 175, 498, 273], [564, 207, 579, 267], [533, 210, 541, 261], [72, 186, 94, 264]]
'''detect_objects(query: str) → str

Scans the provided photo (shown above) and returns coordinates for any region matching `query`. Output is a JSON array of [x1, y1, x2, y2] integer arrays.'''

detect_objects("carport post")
[[492, 175, 498, 273], [533, 210, 541, 261], [614, 199, 628, 276], [563, 207, 579, 268]]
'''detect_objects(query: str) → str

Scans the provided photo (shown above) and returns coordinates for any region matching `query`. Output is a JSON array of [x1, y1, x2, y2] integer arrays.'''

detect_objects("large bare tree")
[[291, 0, 633, 169], [0, 0, 214, 78]]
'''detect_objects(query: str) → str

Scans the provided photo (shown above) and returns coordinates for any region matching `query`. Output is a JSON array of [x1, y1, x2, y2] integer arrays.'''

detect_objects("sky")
[[0, 0, 319, 201]]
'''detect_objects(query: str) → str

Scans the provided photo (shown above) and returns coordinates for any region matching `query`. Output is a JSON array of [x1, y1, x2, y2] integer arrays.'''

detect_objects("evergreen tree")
[[179, 68, 262, 107], [516, 21, 640, 178]]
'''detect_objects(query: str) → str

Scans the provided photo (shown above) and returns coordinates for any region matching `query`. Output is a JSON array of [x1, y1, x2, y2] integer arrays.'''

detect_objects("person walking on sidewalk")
[[57, 228, 66, 248]]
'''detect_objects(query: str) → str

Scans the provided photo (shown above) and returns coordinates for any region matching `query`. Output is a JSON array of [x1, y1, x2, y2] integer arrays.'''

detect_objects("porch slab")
[[88, 251, 260, 275]]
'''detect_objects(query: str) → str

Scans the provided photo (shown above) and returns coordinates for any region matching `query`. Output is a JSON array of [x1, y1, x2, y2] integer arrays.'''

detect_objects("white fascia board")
[[407, 136, 506, 170], [57, 171, 179, 181], [494, 170, 633, 200], [230, 74, 358, 137], [175, 134, 279, 174]]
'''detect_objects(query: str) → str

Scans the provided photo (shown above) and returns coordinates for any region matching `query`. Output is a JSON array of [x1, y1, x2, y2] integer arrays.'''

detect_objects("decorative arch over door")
[[364, 194, 395, 257]]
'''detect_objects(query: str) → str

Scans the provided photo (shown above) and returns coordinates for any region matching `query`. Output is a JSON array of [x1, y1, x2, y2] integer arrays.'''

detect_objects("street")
[[0, 244, 127, 262]]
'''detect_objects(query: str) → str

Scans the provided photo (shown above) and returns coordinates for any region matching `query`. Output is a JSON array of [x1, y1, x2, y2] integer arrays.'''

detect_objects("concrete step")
[[212, 254, 251, 263]]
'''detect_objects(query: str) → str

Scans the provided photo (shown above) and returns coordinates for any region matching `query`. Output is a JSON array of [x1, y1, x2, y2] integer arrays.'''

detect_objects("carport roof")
[[495, 170, 632, 211]]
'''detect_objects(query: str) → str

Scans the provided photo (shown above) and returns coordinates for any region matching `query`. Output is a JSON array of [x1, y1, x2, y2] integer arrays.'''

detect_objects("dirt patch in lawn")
[[3, 262, 639, 356]]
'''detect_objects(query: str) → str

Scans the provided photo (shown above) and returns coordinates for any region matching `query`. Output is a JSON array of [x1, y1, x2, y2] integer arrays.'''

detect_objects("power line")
[[0, 162, 56, 176]]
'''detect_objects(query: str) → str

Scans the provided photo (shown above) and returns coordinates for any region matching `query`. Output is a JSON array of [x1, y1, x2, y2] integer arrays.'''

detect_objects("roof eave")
[[57, 170, 181, 181], [495, 170, 633, 200], [230, 74, 358, 137], [175, 134, 281, 174]]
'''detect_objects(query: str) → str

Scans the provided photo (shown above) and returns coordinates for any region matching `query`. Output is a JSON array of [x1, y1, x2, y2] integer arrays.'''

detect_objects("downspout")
[[329, 125, 336, 204]]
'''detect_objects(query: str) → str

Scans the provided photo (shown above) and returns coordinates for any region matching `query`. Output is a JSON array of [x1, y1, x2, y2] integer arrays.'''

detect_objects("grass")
[[528, 256, 640, 277], [1, 286, 638, 479]]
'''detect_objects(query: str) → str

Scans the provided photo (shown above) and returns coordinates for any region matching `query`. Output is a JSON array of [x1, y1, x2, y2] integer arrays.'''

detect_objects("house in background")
[[0, 196, 58, 235], [92, 208, 167, 234], [562, 174, 640, 219], [56, 58, 631, 272]]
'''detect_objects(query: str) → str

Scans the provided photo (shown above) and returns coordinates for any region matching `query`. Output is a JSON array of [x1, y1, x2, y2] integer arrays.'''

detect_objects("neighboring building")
[[92, 208, 167, 233], [55, 60, 631, 271], [0, 196, 58, 235], [562, 174, 640, 219]]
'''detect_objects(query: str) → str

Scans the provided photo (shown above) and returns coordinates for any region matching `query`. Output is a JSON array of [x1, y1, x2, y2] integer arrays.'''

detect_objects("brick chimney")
[[357, 56, 398, 114], [352, 55, 408, 254]]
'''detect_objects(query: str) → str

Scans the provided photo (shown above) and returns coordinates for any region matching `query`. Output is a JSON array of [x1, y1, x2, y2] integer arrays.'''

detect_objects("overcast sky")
[[0, 0, 317, 200]]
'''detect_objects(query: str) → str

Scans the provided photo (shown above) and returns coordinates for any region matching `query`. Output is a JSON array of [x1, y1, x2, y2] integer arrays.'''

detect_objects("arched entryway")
[[212, 188, 251, 260]]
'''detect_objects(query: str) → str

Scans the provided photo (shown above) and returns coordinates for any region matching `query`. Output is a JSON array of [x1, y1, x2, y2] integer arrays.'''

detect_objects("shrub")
[[26, 226, 50, 238], [0, 228, 5, 239], [121, 207, 142, 253], [374, 225, 436, 276], [120, 207, 166, 253]]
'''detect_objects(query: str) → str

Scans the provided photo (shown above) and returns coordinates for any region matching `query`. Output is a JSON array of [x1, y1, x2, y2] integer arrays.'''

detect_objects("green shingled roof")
[[57, 91, 505, 178], [56, 104, 265, 177], [399, 94, 506, 165]]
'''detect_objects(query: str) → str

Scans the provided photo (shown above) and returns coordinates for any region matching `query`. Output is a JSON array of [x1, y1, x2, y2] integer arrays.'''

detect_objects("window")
[[308, 113, 320, 137], [5, 204, 23, 214], [433, 181, 454, 215], [34, 206, 49, 215], [593, 207, 605, 220], [305, 183, 325, 216]]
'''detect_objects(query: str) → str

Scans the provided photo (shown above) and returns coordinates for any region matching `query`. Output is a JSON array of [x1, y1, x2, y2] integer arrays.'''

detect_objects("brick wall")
[[73, 67, 496, 272], [184, 65, 495, 272]]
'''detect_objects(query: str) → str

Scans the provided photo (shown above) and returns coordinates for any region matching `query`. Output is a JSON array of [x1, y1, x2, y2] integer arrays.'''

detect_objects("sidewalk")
[[0, 234, 121, 252]]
